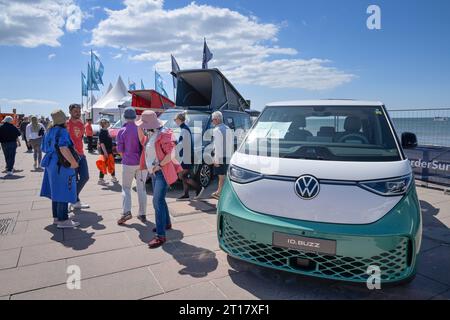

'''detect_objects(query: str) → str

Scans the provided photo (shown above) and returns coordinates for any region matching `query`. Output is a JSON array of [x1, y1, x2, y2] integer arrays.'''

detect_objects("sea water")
[[392, 118, 450, 147]]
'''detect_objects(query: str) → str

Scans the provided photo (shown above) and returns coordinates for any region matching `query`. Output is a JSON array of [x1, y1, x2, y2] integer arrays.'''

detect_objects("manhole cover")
[[0, 218, 14, 235]]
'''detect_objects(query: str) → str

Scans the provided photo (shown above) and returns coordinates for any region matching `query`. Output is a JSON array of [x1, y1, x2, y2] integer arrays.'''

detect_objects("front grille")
[[221, 215, 410, 282]]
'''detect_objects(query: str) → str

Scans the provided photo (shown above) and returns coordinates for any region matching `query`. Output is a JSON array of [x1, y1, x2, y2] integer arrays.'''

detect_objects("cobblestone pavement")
[[0, 144, 449, 300]]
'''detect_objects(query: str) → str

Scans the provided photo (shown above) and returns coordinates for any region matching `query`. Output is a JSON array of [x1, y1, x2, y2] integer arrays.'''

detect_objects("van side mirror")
[[401, 132, 418, 149]]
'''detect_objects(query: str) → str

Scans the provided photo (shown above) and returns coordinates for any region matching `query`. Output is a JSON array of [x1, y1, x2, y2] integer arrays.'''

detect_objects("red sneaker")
[[117, 212, 132, 225], [148, 236, 166, 249]]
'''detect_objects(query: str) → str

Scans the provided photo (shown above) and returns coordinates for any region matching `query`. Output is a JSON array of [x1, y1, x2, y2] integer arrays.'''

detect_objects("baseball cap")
[[123, 107, 137, 120]]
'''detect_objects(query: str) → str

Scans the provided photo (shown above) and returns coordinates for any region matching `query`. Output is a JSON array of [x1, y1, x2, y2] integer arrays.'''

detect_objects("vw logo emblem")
[[295, 175, 320, 200]]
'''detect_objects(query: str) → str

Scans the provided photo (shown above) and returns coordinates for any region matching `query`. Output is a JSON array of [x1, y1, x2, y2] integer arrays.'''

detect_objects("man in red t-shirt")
[[84, 119, 94, 153], [67, 104, 90, 210]]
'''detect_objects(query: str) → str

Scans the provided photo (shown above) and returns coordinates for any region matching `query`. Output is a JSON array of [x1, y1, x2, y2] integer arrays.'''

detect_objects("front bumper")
[[217, 178, 422, 284]]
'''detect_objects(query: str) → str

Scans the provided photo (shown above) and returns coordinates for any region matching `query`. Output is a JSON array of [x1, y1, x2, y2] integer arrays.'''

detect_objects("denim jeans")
[[52, 201, 69, 221], [152, 170, 171, 237], [75, 155, 89, 202], [1, 142, 17, 171]]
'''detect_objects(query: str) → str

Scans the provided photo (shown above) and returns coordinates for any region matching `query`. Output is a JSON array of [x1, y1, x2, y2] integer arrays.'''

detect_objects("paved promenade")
[[0, 144, 449, 300]]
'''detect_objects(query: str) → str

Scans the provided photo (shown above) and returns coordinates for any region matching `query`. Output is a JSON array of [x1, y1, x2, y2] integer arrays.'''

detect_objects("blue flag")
[[155, 71, 168, 98], [171, 54, 180, 88], [129, 79, 136, 91], [141, 79, 145, 90], [87, 63, 99, 91], [81, 72, 88, 97], [202, 38, 213, 69], [91, 50, 104, 85]]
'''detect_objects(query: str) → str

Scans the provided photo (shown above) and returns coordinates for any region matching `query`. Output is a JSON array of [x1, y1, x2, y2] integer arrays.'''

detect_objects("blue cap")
[[123, 107, 136, 120]]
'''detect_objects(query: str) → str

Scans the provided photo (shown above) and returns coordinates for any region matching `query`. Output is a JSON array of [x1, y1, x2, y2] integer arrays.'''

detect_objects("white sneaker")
[[70, 201, 90, 210], [54, 215, 75, 225], [98, 178, 106, 185], [194, 187, 206, 200], [111, 177, 118, 183], [57, 220, 80, 229], [6, 171, 13, 176]]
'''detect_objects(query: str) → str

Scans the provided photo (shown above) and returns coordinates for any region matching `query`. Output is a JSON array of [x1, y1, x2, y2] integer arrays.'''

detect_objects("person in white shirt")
[[211, 111, 233, 200], [26, 116, 46, 170]]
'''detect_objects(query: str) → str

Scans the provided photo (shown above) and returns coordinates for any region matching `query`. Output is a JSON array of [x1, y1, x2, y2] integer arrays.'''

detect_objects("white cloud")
[[90, 0, 355, 90], [82, 50, 100, 57], [0, 98, 59, 106], [48, 53, 56, 60], [225, 59, 354, 90], [0, 0, 83, 48], [84, 5, 103, 21], [112, 53, 123, 59], [65, 4, 83, 32]]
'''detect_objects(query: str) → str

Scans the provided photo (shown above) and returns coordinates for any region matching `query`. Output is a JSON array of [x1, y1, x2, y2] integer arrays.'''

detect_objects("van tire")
[[196, 163, 212, 188]]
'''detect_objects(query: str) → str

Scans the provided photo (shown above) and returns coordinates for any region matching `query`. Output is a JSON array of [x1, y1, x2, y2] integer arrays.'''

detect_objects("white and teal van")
[[217, 100, 422, 284]]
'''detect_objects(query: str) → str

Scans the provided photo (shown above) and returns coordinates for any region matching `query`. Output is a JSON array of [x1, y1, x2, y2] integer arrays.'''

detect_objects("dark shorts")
[[214, 161, 229, 176], [181, 163, 192, 170]]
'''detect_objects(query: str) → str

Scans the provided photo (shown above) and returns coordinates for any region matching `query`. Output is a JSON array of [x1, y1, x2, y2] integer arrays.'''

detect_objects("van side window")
[[225, 116, 235, 130], [233, 113, 252, 130], [241, 115, 252, 130]]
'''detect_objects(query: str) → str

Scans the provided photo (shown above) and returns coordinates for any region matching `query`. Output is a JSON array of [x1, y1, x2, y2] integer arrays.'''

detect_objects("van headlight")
[[229, 165, 263, 184], [359, 174, 413, 196]]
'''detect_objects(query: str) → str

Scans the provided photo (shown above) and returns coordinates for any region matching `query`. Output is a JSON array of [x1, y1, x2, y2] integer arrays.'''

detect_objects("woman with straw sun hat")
[[137, 110, 182, 248]]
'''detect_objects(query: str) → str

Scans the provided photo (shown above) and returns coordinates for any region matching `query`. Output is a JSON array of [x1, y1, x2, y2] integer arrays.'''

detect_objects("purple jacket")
[[116, 121, 141, 166]]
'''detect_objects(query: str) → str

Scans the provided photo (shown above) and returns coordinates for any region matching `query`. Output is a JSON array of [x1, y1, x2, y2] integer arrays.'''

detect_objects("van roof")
[[176, 68, 250, 110], [266, 100, 384, 107]]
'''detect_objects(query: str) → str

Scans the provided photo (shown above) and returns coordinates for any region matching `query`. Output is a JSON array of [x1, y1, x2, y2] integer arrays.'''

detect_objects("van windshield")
[[239, 105, 402, 162]]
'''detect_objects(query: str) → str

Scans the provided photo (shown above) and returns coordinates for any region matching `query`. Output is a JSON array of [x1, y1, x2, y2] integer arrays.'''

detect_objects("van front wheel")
[[197, 164, 212, 188]]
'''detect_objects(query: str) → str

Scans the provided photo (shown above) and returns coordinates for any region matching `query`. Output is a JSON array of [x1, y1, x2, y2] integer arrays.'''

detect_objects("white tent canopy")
[[105, 83, 113, 95], [90, 76, 130, 122]]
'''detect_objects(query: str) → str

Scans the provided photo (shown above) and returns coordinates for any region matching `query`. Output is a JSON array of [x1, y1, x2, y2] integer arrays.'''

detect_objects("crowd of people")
[[0, 115, 50, 175], [0, 104, 231, 249]]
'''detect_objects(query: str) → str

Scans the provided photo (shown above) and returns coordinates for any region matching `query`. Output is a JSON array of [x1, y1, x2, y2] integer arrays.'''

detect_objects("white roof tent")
[[175, 68, 250, 112]]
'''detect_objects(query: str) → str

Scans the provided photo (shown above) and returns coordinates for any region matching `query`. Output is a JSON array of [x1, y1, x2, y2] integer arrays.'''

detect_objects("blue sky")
[[0, 0, 449, 116]]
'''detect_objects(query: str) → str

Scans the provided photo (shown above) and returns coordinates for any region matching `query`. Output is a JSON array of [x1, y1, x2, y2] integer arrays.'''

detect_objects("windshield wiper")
[[280, 155, 326, 160]]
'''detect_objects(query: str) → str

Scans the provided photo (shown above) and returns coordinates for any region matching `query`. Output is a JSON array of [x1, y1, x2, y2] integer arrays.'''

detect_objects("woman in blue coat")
[[40, 109, 80, 229]]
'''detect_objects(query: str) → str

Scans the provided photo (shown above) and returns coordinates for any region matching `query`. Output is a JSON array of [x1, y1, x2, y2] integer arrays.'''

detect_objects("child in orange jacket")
[[96, 119, 118, 185]]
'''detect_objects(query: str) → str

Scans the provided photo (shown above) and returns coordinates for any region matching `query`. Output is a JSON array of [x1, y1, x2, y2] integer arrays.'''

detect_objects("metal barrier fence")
[[388, 108, 450, 147], [388, 108, 450, 188]]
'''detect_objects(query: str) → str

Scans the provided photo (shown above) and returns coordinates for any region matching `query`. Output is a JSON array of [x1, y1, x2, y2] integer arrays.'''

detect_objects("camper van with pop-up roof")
[[159, 68, 252, 187]]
